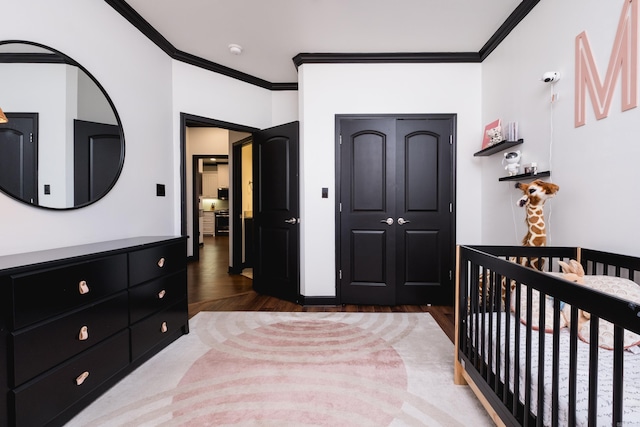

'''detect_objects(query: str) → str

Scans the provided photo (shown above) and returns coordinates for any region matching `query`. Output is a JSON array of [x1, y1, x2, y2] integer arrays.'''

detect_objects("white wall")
[[171, 60, 276, 247], [0, 0, 175, 256], [298, 62, 483, 297], [481, 0, 640, 257], [171, 61, 293, 262], [272, 91, 299, 125]]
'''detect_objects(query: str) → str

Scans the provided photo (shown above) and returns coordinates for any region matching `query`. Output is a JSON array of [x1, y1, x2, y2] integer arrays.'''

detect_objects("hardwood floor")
[[187, 236, 455, 341]]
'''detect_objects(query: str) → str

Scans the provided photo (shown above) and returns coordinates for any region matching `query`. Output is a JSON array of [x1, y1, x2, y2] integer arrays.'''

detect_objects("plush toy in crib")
[[556, 259, 640, 349], [558, 260, 585, 285], [557, 260, 590, 327], [513, 259, 587, 332]]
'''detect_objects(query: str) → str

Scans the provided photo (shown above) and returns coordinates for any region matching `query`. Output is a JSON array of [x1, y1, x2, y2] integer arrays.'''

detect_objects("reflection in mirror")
[[0, 41, 124, 209]]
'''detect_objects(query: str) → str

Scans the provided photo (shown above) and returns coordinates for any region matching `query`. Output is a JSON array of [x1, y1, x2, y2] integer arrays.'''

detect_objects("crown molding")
[[172, 50, 277, 90], [292, 52, 481, 68], [105, 0, 539, 90], [104, 0, 296, 91], [479, 0, 540, 60]]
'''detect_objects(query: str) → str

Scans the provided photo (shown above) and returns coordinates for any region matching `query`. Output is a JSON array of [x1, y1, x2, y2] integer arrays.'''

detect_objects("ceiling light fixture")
[[228, 44, 243, 55], [0, 107, 8, 124]]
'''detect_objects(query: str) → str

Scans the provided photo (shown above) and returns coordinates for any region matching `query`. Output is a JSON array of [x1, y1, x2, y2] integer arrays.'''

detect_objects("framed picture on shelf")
[[481, 119, 502, 149]]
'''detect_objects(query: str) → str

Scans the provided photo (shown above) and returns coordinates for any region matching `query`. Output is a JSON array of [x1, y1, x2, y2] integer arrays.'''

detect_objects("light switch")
[[156, 184, 165, 197], [44, 184, 50, 195], [322, 187, 328, 198]]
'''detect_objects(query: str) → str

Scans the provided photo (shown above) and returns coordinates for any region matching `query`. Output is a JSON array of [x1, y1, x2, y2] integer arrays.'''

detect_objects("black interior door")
[[0, 113, 38, 204], [74, 119, 122, 206], [338, 118, 397, 304], [338, 115, 455, 305], [252, 121, 300, 303]]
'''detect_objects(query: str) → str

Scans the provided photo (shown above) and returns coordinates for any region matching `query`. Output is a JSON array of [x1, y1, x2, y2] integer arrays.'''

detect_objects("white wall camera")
[[541, 71, 560, 83]]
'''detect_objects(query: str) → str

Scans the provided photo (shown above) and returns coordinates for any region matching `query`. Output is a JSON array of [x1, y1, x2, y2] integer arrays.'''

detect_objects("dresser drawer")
[[11, 291, 128, 387], [11, 254, 127, 329], [131, 299, 188, 361], [129, 271, 186, 324], [129, 241, 185, 286], [11, 330, 129, 427]]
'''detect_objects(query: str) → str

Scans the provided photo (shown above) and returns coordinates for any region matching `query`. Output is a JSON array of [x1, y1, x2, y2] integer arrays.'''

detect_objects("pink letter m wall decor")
[[575, 0, 638, 127]]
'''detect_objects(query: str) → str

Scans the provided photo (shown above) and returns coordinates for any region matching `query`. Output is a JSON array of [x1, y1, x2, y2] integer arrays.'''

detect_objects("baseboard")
[[299, 295, 339, 306]]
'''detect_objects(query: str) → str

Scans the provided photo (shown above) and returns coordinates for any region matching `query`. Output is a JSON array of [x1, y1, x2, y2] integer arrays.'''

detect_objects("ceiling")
[[109, 0, 538, 87]]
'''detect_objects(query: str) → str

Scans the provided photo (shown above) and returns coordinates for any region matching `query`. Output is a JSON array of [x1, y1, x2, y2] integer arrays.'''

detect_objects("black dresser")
[[0, 236, 188, 426]]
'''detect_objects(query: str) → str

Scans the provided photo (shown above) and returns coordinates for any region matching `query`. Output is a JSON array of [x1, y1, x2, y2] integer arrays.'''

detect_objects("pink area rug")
[[67, 312, 492, 426]]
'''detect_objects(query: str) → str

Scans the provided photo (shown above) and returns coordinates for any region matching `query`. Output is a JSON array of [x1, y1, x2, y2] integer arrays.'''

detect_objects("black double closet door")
[[337, 115, 455, 306]]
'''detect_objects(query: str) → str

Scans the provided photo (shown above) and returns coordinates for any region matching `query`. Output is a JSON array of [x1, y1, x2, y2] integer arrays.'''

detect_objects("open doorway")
[[180, 113, 257, 272], [181, 114, 301, 305]]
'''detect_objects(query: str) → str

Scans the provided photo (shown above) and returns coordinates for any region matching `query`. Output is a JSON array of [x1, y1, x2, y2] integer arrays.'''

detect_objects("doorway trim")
[[180, 113, 258, 264], [231, 135, 253, 274], [334, 113, 457, 305]]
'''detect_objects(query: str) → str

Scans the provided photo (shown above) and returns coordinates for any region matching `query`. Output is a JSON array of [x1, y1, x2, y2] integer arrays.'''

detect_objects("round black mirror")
[[0, 41, 124, 209]]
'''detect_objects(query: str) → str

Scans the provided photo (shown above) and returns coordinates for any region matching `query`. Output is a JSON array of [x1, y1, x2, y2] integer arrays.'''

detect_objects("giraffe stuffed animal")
[[515, 179, 559, 270], [477, 180, 560, 311], [516, 179, 560, 248], [496, 180, 560, 310]]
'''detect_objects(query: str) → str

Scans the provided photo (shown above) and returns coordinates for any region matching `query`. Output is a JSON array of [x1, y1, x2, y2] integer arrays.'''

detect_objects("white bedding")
[[468, 312, 640, 426]]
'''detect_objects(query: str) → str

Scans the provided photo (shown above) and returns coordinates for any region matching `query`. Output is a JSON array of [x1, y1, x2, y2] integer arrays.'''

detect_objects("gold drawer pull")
[[158, 289, 166, 299], [161, 321, 168, 333], [79, 280, 90, 295], [78, 326, 89, 341], [76, 371, 90, 386], [157, 257, 165, 268]]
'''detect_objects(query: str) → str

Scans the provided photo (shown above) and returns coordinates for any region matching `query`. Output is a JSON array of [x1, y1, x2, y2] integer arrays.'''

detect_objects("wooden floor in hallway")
[[187, 236, 455, 342]]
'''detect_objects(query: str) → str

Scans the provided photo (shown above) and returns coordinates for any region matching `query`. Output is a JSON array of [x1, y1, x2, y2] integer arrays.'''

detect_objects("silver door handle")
[[284, 217, 298, 224], [380, 217, 394, 225], [397, 217, 410, 225]]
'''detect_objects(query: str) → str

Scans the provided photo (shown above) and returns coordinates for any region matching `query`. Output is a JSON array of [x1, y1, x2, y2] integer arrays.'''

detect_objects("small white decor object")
[[502, 150, 521, 176]]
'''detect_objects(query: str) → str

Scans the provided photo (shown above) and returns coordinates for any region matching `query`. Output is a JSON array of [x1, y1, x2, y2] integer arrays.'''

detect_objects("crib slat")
[[480, 268, 487, 378], [588, 317, 599, 426], [613, 326, 624, 425], [568, 307, 579, 427], [471, 264, 479, 366], [481, 267, 488, 377], [536, 292, 546, 427], [551, 299, 561, 427], [485, 270, 492, 383], [495, 273, 503, 395], [513, 278, 522, 419], [460, 260, 468, 355], [524, 285, 534, 425], [503, 273, 512, 408]]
